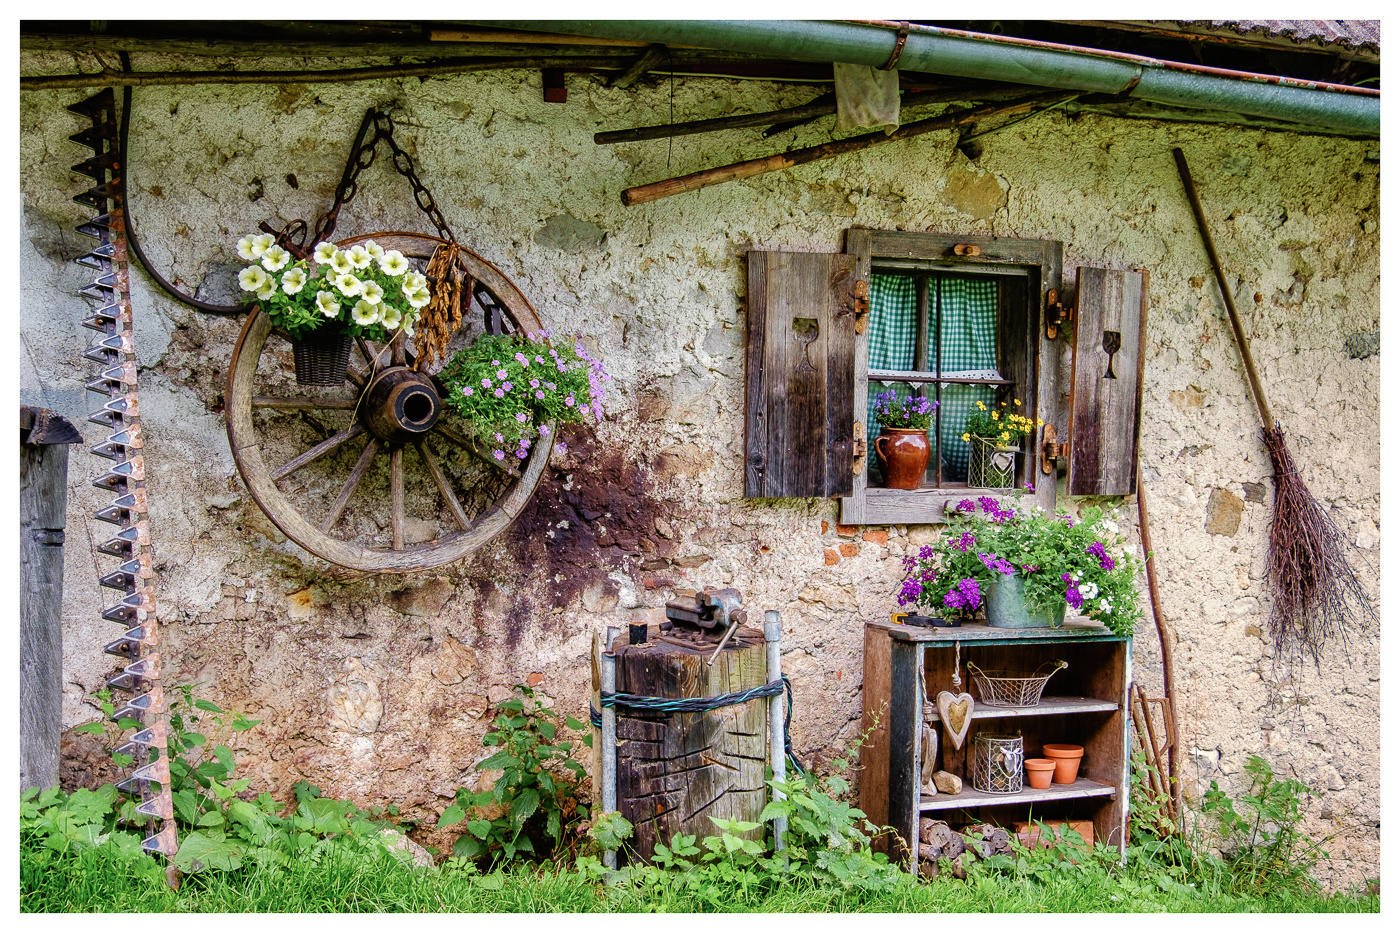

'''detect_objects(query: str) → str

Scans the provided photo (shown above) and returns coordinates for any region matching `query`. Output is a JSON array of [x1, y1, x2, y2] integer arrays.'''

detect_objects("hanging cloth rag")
[[834, 62, 901, 134]]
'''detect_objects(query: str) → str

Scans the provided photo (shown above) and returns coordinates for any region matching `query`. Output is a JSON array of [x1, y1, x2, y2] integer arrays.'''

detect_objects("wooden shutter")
[[1068, 267, 1149, 496], [745, 250, 861, 498]]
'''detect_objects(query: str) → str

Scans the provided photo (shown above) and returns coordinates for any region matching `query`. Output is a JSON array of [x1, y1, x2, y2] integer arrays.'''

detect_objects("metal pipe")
[[473, 19, 1378, 136], [763, 611, 787, 852], [601, 624, 619, 870]]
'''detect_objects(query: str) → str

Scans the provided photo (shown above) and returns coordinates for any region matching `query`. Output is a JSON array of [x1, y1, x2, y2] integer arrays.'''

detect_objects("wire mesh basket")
[[967, 660, 1067, 708], [972, 731, 1024, 794]]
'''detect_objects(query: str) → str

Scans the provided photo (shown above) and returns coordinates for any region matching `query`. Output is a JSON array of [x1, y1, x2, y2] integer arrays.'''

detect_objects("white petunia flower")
[[238, 265, 269, 292], [250, 233, 275, 257], [330, 250, 355, 275], [345, 245, 373, 269], [1080, 582, 1099, 600], [315, 290, 339, 317], [406, 288, 431, 309], [363, 240, 384, 259], [379, 250, 409, 276], [403, 271, 427, 292], [351, 300, 380, 326], [333, 273, 362, 297], [379, 305, 402, 330], [401, 315, 415, 337], [261, 245, 290, 272], [313, 241, 338, 264], [236, 235, 260, 261], [359, 280, 384, 305], [281, 267, 308, 295], [256, 280, 277, 301]]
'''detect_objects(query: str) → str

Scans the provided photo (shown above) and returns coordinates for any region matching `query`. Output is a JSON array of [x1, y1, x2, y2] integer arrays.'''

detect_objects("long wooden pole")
[[1136, 464, 1183, 825], [621, 91, 1076, 206], [1172, 147, 1274, 431]]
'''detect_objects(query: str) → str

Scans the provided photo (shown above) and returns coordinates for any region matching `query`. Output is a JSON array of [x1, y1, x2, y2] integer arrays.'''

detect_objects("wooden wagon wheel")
[[225, 232, 551, 573]]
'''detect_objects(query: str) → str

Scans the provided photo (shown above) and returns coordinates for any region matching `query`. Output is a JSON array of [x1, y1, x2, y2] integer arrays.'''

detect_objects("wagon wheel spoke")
[[271, 422, 365, 481], [416, 439, 472, 531], [390, 446, 406, 550], [390, 331, 408, 366], [321, 436, 381, 532], [253, 396, 359, 411], [433, 421, 508, 471], [357, 336, 391, 373]]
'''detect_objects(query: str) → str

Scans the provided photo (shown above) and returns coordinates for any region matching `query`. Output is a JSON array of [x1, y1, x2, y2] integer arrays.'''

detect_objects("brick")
[[824, 548, 841, 566], [526, 672, 545, 687], [835, 523, 858, 537], [821, 520, 829, 534], [862, 529, 889, 546], [839, 542, 858, 558]]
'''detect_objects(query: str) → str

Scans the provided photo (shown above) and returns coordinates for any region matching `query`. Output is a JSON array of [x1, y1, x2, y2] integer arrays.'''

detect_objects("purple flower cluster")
[[977, 496, 1015, 523], [943, 578, 981, 612], [979, 551, 1016, 576], [873, 389, 937, 429], [1086, 541, 1115, 571], [897, 555, 940, 606], [1061, 572, 1085, 610], [956, 498, 977, 513], [951, 531, 976, 552]]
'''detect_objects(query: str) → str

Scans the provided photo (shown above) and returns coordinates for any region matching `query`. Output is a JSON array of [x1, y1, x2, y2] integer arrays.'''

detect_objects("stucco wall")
[[19, 51, 1379, 890]]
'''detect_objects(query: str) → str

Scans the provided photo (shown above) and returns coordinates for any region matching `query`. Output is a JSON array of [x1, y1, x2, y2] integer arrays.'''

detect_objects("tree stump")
[[609, 625, 768, 863]]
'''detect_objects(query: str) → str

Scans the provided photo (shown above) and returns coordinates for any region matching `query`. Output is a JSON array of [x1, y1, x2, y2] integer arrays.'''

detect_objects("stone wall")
[[19, 51, 1379, 890]]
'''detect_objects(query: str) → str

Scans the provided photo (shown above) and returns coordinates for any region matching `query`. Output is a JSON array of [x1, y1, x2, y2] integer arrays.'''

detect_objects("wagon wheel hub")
[[362, 366, 443, 443]]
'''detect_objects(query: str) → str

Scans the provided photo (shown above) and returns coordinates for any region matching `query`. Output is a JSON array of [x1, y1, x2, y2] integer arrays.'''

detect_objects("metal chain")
[[277, 109, 456, 256]]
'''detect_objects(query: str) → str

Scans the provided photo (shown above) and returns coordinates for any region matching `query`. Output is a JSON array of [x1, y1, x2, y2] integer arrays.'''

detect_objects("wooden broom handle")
[[1172, 147, 1275, 432]]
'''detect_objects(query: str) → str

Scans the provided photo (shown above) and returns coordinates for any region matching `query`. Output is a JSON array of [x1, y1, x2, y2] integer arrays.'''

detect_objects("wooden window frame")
[[841, 229, 1063, 525]]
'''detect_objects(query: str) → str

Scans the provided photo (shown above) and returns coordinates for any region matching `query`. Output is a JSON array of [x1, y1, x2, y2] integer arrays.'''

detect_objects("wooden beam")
[[609, 44, 671, 88]]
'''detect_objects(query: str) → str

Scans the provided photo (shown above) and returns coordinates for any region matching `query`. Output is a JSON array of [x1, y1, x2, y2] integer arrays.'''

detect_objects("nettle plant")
[[438, 331, 608, 468], [236, 233, 429, 341], [899, 498, 1144, 636]]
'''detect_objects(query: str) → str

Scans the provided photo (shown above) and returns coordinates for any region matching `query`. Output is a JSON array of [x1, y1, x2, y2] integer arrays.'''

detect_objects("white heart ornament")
[[937, 690, 975, 750]]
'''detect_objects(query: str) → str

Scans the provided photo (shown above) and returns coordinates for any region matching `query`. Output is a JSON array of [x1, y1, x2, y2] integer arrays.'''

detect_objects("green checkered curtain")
[[865, 275, 1000, 483], [936, 278, 999, 482]]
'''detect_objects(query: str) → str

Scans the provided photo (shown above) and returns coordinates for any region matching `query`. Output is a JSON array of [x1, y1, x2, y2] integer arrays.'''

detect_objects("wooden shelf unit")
[[859, 619, 1131, 871]]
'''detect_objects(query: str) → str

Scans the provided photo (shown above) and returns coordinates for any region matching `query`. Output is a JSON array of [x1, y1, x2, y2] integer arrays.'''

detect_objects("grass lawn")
[[21, 843, 1379, 914]]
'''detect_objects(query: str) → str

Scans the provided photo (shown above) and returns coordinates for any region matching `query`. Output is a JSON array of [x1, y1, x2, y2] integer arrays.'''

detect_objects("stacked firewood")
[[916, 819, 1013, 879]]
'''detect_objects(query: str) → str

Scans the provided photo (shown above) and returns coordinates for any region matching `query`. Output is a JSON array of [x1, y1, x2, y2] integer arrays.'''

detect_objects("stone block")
[[838, 542, 858, 558], [392, 577, 455, 617], [824, 548, 840, 566], [1205, 488, 1244, 536], [862, 529, 889, 546]]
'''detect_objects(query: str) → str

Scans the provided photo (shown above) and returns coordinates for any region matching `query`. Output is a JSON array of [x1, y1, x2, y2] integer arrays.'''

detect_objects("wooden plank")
[[839, 229, 874, 524], [997, 273, 1035, 490], [887, 640, 921, 870], [926, 696, 1119, 722], [879, 618, 1120, 644], [1068, 267, 1148, 496], [20, 430, 71, 791], [866, 231, 1052, 267], [919, 776, 1115, 812], [859, 623, 893, 840]]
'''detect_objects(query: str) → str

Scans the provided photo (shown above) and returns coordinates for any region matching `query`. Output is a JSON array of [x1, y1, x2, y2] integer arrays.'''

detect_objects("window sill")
[[843, 486, 1025, 526]]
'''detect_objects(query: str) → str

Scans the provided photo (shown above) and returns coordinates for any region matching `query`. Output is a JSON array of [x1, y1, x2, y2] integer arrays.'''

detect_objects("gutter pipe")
[[473, 19, 1379, 137]]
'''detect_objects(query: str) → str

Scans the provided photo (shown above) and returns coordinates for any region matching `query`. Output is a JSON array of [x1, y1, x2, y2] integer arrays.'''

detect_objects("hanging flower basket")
[[292, 328, 354, 386]]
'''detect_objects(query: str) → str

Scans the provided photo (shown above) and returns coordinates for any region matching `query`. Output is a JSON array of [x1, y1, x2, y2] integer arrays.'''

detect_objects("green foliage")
[[438, 685, 591, 867], [437, 331, 607, 462], [963, 398, 1039, 442], [1203, 754, 1327, 895]]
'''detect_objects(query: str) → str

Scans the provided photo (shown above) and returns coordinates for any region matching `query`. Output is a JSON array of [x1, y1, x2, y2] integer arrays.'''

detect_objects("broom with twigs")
[[1173, 148, 1375, 670]]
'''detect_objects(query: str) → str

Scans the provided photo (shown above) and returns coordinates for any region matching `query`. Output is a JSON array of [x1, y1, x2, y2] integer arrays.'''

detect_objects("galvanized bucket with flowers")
[[236, 233, 429, 385], [898, 496, 1143, 635], [437, 331, 609, 473], [962, 399, 1041, 489]]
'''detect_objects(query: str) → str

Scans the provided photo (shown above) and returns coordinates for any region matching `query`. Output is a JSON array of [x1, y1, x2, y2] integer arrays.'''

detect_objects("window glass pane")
[[866, 274, 922, 476], [935, 277, 1000, 482]]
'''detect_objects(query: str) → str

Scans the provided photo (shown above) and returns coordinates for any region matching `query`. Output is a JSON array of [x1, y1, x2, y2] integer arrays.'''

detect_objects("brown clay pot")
[[874, 428, 930, 489], [1024, 758, 1057, 790], [1042, 743, 1084, 784]]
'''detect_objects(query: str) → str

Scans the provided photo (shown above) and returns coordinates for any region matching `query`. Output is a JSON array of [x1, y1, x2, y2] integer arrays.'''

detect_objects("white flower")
[[261, 245, 290, 272], [403, 271, 428, 292], [351, 300, 380, 326], [1098, 598, 1113, 614], [345, 245, 373, 269], [256, 280, 277, 301], [313, 241, 338, 265], [281, 266, 308, 295], [330, 251, 355, 275], [359, 280, 384, 305], [1080, 582, 1099, 600], [401, 315, 415, 337], [249, 233, 275, 257], [406, 288, 431, 309], [333, 273, 362, 297], [363, 240, 384, 260], [236, 234, 261, 261], [315, 290, 339, 317], [379, 304, 403, 330], [379, 250, 409, 276], [238, 265, 269, 292]]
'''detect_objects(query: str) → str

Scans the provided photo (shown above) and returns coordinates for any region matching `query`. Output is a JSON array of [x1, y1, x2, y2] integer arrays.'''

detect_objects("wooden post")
[[764, 611, 786, 851], [20, 406, 82, 792], [601, 625, 619, 870]]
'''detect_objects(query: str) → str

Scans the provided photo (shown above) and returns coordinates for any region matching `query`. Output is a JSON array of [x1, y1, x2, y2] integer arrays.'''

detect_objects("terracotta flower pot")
[[1042, 743, 1084, 784], [1024, 758, 1057, 790], [874, 427, 930, 490]]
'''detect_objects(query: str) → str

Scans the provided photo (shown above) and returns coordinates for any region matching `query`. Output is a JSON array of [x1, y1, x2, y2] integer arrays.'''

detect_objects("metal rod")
[[601, 624, 619, 870], [764, 611, 787, 852]]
